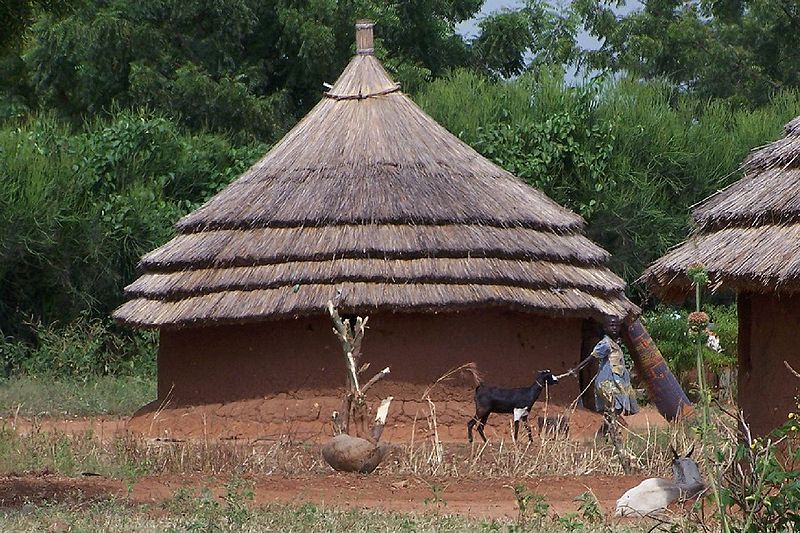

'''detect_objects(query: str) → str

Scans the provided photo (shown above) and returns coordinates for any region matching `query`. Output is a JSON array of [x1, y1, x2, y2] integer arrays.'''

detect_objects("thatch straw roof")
[[641, 116, 800, 300], [113, 22, 636, 328]]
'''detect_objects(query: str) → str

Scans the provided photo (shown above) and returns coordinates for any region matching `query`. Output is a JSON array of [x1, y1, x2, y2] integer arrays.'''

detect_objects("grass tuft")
[[0, 376, 156, 417]]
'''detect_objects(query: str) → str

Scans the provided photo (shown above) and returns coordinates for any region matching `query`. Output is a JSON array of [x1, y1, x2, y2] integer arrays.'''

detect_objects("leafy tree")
[[4, 0, 512, 140], [0, 0, 77, 119], [573, 0, 800, 106], [0, 111, 265, 336], [0, 0, 74, 52], [22, 1, 290, 140], [474, 0, 580, 78]]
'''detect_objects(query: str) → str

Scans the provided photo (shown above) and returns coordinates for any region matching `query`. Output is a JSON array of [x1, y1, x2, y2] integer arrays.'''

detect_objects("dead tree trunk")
[[322, 302, 393, 473]]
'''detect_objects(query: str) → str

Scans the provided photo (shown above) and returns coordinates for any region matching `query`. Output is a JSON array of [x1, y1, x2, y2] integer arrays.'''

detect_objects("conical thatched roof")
[[113, 22, 636, 329], [641, 116, 800, 300]]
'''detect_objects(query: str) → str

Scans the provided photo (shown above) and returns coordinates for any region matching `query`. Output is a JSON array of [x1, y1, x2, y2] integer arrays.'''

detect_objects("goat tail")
[[462, 362, 484, 387]]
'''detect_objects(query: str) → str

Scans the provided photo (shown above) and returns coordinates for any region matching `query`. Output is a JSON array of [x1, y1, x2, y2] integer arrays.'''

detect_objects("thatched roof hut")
[[114, 22, 636, 429], [114, 23, 633, 328], [641, 116, 800, 435]]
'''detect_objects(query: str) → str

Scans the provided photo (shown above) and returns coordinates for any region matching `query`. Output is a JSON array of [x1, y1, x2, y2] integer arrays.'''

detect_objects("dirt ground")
[[124, 396, 669, 443], [0, 470, 650, 520], [0, 402, 675, 522], [6, 402, 668, 443]]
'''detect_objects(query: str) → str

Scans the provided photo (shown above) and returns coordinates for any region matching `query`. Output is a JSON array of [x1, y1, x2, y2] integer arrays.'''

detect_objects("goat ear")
[[686, 444, 695, 458], [670, 445, 679, 460]]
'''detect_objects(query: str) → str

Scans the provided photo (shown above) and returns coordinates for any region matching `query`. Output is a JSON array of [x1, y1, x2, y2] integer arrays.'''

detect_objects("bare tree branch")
[[784, 360, 800, 380]]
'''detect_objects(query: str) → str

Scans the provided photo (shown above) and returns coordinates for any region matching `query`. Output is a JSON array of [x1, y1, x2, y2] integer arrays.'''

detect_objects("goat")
[[615, 446, 705, 517], [464, 365, 559, 443]]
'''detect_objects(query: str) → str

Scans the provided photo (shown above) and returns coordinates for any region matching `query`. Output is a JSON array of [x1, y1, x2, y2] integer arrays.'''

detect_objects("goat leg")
[[523, 415, 533, 442], [477, 413, 489, 442], [467, 417, 477, 443], [513, 420, 520, 442]]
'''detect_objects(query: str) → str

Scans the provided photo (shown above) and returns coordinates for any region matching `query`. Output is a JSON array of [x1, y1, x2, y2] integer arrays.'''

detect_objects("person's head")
[[602, 316, 621, 339]]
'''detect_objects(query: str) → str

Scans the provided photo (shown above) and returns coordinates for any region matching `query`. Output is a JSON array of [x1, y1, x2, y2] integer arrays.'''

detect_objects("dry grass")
[[0, 407, 732, 532], [0, 425, 323, 478], [395, 408, 695, 479], [390, 367, 695, 479], [0, 376, 155, 418], [0, 416, 701, 481], [0, 390, 731, 482], [0, 498, 657, 533]]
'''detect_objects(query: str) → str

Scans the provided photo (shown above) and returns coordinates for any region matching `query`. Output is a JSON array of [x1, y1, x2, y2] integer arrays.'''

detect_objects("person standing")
[[593, 333, 640, 418], [591, 324, 639, 474]]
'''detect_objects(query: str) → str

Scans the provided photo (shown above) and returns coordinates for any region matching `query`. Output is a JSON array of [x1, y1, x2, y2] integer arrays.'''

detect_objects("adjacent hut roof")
[[113, 22, 636, 329], [641, 116, 800, 300]]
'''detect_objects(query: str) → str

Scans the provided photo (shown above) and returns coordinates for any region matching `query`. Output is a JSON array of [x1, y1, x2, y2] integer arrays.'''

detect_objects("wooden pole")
[[355, 20, 375, 55], [622, 318, 694, 421]]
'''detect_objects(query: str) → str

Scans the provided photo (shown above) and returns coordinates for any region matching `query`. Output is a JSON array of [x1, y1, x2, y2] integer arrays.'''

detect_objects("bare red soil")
[[0, 471, 649, 520], [124, 395, 668, 443]]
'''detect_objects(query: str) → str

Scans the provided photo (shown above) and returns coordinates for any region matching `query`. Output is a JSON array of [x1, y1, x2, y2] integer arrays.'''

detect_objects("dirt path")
[[0, 471, 646, 520], [3, 405, 668, 444]]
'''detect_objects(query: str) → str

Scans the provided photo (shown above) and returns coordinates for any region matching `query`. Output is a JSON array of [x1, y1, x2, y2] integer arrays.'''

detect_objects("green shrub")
[[0, 375, 155, 416], [714, 406, 800, 532], [643, 304, 737, 374], [1, 315, 156, 380], [0, 111, 264, 338], [418, 71, 800, 285]]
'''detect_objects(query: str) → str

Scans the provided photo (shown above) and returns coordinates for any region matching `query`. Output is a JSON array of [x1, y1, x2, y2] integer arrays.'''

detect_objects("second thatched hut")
[[641, 116, 800, 436]]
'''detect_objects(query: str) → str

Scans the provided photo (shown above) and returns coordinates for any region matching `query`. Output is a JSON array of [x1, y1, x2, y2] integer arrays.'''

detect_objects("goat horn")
[[670, 445, 679, 460], [686, 444, 695, 458]]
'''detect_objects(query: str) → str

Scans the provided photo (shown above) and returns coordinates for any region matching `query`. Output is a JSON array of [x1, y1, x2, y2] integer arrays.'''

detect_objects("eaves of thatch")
[[640, 117, 800, 301], [113, 22, 637, 329]]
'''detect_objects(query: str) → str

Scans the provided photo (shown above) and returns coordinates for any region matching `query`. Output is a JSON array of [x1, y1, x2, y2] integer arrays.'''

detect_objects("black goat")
[[464, 366, 560, 443]]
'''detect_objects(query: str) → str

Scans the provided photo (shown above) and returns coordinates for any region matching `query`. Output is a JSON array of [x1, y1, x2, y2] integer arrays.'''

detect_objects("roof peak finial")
[[355, 20, 374, 55]]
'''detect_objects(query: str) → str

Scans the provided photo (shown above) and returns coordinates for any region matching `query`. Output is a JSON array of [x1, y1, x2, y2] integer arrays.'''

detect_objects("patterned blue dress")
[[592, 335, 640, 415]]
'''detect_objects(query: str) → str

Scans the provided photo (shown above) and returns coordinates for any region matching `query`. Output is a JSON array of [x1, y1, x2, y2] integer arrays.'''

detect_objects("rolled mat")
[[622, 318, 694, 421]]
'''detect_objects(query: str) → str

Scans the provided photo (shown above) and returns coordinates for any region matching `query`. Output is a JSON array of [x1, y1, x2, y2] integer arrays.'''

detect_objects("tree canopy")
[[1, 0, 539, 140], [417, 69, 800, 284], [573, 0, 800, 106]]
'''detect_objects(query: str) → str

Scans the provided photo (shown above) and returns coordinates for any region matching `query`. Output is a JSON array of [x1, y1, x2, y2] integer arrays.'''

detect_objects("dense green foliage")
[[0, 0, 555, 138], [573, 0, 800, 107], [643, 304, 737, 374], [0, 112, 265, 338], [418, 70, 800, 282], [1, 315, 157, 379]]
